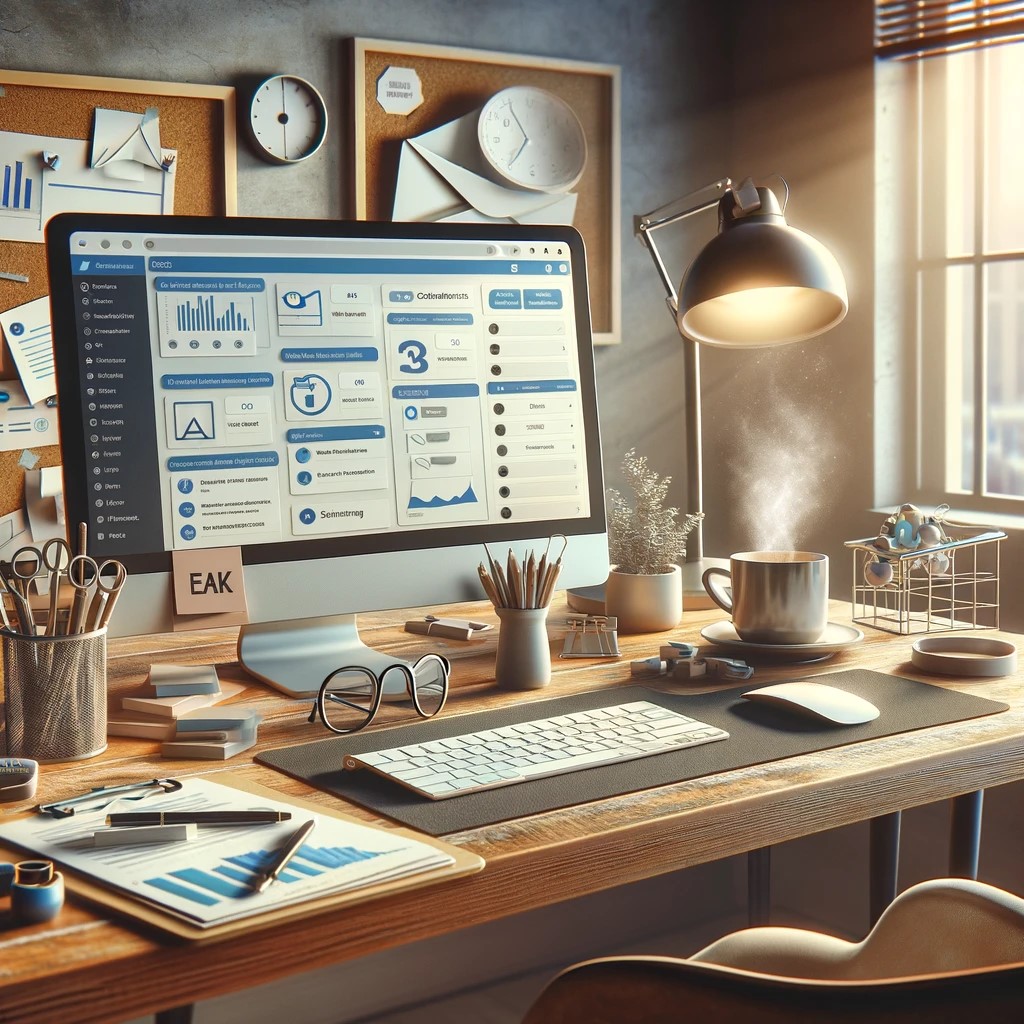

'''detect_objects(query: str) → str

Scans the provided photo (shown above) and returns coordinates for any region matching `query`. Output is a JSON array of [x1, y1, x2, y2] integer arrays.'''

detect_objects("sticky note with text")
[[172, 546, 248, 616]]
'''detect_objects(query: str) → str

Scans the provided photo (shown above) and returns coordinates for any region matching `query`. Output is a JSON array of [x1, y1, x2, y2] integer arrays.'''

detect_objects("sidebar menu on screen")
[[71, 257, 164, 555]]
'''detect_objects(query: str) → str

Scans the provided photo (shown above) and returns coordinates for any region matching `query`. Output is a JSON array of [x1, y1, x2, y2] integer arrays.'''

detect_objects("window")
[[876, 3, 1024, 515]]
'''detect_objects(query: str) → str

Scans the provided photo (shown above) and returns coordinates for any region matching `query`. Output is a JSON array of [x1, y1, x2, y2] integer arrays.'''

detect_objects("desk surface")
[[1, 598, 1021, 1024]]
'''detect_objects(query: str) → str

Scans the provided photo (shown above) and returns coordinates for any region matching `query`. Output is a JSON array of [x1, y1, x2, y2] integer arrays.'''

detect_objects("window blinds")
[[875, 0, 1024, 59]]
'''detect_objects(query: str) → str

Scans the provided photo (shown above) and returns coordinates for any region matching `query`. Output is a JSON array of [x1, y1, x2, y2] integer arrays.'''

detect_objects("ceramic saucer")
[[700, 621, 865, 662]]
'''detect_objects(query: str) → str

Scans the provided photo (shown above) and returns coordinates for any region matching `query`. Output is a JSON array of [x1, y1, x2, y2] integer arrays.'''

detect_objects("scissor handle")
[[40, 537, 72, 573], [9, 545, 44, 582], [94, 559, 127, 595], [67, 554, 100, 590]]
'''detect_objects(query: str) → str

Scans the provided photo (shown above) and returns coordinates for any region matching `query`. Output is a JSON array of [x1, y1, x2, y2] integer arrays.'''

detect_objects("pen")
[[105, 810, 292, 827], [253, 818, 316, 893]]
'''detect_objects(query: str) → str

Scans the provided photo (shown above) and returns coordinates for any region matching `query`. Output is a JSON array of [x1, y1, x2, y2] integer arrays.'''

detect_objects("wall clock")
[[477, 85, 587, 193], [248, 74, 329, 165]]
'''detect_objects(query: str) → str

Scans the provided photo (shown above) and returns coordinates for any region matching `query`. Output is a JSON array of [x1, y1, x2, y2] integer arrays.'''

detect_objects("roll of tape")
[[11, 870, 65, 925], [911, 636, 1018, 678]]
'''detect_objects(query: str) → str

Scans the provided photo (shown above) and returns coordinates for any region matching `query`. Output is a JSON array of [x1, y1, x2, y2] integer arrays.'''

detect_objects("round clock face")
[[477, 86, 587, 193], [248, 74, 328, 164]]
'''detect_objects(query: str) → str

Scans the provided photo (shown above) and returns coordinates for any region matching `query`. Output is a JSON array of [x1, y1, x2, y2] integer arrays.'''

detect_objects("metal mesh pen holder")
[[2, 627, 108, 762]]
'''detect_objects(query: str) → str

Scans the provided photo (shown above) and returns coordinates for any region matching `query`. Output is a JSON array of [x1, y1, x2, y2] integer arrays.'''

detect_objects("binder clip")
[[561, 615, 620, 658], [630, 642, 753, 681]]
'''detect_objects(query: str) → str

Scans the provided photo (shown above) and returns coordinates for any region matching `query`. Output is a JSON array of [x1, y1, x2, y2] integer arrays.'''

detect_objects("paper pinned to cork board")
[[393, 110, 577, 225]]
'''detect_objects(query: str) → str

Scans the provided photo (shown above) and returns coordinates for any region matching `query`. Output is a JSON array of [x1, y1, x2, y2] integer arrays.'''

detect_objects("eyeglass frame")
[[307, 652, 452, 735]]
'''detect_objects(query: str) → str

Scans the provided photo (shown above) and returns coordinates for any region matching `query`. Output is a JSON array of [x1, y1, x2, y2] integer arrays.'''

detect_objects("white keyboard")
[[343, 700, 729, 800]]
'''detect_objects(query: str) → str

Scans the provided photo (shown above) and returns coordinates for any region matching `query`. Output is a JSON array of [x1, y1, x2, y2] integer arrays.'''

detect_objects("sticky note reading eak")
[[172, 546, 248, 616]]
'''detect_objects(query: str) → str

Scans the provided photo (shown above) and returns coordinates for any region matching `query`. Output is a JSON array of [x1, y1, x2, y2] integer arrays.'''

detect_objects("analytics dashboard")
[[64, 230, 594, 558]]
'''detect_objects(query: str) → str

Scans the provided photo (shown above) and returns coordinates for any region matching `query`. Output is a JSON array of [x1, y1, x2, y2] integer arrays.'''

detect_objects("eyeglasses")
[[307, 653, 451, 735]]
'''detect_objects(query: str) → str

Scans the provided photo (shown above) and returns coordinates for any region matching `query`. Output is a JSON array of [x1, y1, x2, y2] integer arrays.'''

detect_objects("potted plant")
[[605, 448, 704, 633]]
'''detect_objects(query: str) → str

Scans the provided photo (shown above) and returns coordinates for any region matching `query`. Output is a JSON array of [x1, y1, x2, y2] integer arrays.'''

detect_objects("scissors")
[[0, 566, 34, 634], [66, 555, 127, 634], [8, 540, 74, 635], [84, 558, 127, 632], [3, 544, 53, 635]]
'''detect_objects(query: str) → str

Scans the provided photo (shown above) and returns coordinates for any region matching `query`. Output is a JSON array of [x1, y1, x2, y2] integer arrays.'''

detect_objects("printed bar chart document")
[[0, 776, 458, 928]]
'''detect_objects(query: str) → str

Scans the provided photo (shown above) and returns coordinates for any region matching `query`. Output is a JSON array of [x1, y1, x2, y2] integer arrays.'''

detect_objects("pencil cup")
[[2, 627, 107, 762], [494, 607, 551, 690]]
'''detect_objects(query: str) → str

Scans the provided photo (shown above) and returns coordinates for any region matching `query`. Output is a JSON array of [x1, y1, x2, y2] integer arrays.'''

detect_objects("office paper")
[[0, 297, 55, 405], [0, 776, 454, 928], [0, 127, 176, 244], [0, 378, 59, 451]]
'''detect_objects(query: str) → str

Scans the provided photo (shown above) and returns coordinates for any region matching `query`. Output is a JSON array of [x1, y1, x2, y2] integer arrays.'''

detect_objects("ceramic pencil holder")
[[494, 606, 552, 690], [1, 627, 107, 762]]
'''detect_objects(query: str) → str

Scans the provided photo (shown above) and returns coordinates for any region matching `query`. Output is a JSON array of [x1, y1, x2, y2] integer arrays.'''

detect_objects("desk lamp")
[[634, 176, 848, 603]]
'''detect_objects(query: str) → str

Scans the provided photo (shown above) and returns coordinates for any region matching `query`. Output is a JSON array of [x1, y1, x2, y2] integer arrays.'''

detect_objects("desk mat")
[[257, 670, 1008, 836]]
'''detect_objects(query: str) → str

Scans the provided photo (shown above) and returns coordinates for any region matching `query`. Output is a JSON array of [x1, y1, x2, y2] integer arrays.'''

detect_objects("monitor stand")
[[237, 614, 414, 700]]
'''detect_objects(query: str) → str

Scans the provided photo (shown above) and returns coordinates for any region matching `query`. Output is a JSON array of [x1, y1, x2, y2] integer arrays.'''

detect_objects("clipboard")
[[0, 774, 484, 943]]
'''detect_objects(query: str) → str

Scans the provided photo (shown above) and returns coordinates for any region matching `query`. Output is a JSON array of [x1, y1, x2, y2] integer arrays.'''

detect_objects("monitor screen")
[[47, 214, 608, 696]]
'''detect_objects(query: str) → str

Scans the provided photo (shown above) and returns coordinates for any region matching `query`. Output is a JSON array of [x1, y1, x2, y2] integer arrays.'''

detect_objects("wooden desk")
[[1, 598, 1020, 1024]]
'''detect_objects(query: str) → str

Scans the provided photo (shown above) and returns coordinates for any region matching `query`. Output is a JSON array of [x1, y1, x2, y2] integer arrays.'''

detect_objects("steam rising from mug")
[[725, 355, 837, 551]]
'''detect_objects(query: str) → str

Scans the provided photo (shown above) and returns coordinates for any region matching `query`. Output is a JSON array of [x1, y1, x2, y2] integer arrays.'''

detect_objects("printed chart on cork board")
[[0, 68, 236, 520]]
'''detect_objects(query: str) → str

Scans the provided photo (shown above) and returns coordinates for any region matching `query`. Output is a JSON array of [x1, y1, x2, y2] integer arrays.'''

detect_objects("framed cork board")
[[0, 69, 237, 519], [349, 38, 620, 346]]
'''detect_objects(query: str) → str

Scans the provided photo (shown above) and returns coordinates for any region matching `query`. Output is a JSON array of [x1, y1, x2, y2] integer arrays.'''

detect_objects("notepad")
[[121, 681, 243, 719], [144, 663, 222, 697]]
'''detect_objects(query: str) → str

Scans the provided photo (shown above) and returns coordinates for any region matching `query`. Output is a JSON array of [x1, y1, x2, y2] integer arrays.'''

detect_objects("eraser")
[[0, 757, 39, 802], [92, 823, 197, 846]]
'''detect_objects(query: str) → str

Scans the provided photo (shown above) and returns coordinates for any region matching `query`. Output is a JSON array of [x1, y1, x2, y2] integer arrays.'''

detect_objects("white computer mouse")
[[741, 682, 880, 725]]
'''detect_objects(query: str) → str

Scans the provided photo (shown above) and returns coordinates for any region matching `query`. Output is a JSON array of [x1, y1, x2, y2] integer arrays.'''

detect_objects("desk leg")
[[155, 1006, 193, 1024], [949, 790, 984, 879], [869, 811, 901, 925], [747, 847, 771, 927]]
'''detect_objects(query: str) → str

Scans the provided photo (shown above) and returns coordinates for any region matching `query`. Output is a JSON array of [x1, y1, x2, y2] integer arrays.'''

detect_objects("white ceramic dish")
[[911, 636, 1018, 677], [700, 620, 865, 662]]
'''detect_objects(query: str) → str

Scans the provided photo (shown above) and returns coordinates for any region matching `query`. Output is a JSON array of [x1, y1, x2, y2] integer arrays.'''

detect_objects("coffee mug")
[[702, 551, 829, 645]]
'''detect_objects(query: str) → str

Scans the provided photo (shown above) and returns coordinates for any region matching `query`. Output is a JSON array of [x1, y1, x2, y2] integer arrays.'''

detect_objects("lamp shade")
[[678, 186, 848, 347]]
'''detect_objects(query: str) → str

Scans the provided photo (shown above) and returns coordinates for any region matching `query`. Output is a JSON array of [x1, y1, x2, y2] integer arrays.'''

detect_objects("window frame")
[[886, 42, 1024, 517]]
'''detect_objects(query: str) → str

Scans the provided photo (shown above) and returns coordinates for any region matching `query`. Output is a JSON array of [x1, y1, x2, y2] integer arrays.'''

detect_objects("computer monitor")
[[47, 214, 609, 698]]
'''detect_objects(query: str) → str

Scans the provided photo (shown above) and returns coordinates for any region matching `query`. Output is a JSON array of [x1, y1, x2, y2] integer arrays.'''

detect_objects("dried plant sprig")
[[607, 448, 704, 575]]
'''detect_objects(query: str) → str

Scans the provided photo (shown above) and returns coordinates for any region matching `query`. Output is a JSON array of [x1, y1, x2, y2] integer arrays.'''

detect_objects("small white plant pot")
[[604, 564, 683, 634]]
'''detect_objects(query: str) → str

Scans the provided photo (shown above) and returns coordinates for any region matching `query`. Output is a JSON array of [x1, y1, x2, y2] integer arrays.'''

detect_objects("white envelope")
[[393, 109, 578, 225]]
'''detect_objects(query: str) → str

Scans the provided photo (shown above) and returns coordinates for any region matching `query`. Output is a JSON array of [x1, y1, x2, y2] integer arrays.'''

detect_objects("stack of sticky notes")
[[161, 705, 262, 760], [107, 664, 255, 758]]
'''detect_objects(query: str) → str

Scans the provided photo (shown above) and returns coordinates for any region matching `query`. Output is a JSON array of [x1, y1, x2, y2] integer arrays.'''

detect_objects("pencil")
[[483, 543, 511, 608], [525, 552, 537, 609], [477, 563, 501, 608], [507, 550, 522, 609]]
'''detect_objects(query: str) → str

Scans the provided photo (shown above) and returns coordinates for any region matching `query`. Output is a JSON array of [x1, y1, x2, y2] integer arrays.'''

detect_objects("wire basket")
[[2, 627, 107, 762], [845, 526, 1005, 636]]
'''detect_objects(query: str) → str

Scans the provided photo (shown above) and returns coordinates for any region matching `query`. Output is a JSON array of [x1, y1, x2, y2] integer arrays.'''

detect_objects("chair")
[[521, 879, 1024, 1023]]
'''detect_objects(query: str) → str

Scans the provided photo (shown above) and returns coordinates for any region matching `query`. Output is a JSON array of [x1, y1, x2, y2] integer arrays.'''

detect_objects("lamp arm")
[[633, 179, 734, 323]]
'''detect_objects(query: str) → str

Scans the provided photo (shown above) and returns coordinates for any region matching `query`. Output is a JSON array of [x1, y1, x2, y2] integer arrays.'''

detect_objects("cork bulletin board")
[[0, 69, 237, 518], [349, 38, 621, 346]]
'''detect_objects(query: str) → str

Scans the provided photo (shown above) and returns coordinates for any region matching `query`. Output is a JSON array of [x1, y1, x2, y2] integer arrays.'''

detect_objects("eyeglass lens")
[[409, 654, 448, 717], [319, 666, 381, 734]]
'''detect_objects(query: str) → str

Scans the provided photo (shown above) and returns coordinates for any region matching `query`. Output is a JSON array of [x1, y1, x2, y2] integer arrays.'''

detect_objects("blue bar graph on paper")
[[143, 843, 382, 906], [1, 161, 36, 211]]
